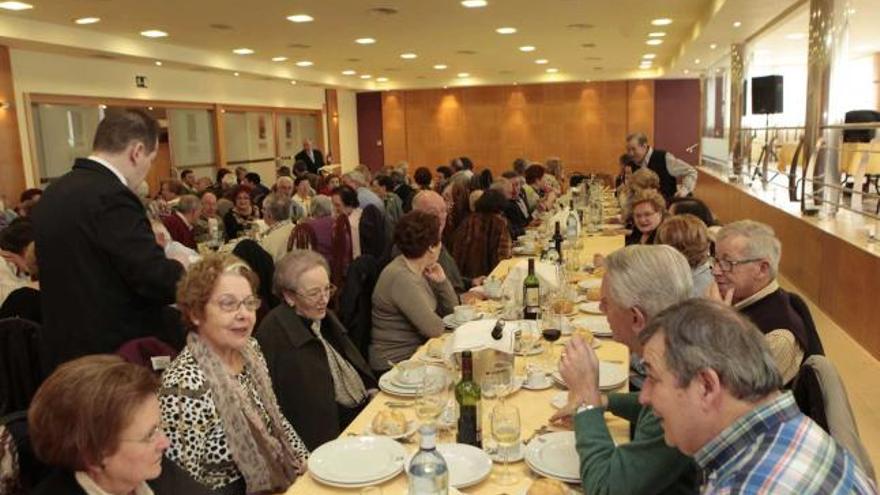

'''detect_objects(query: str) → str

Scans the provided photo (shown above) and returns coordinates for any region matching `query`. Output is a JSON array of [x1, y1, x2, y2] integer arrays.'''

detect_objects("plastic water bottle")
[[407, 425, 449, 494]]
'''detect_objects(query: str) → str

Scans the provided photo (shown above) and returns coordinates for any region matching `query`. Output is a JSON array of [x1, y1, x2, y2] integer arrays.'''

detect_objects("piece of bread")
[[371, 410, 407, 436], [571, 327, 595, 345], [550, 299, 574, 314], [527, 478, 568, 495], [585, 287, 601, 301]]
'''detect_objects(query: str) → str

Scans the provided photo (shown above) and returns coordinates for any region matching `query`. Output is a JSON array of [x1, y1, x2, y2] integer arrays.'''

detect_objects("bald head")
[[412, 190, 448, 234]]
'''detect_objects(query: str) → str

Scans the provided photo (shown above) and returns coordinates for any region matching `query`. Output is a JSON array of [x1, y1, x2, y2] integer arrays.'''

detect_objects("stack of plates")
[[443, 313, 480, 329], [570, 315, 613, 337], [577, 278, 602, 290], [577, 301, 603, 315], [406, 443, 493, 489], [524, 432, 581, 484], [308, 436, 406, 488], [379, 366, 449, 397], [551, 362, 627, 391]]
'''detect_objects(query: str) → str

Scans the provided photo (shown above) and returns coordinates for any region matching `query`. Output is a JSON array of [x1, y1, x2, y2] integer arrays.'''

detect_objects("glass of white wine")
[[415, 367, 447, 427], [491, 403, 521, 486]]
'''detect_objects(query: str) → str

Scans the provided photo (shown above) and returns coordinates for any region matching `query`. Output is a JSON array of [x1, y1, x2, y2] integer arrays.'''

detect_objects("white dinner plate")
[[577, 278, 602, 290], [487, 441, 525, 463], [551, 362, 627, 391], [309, 467, 401, 489], [524, 431, 581, 483], [364, 419, 420, 440], [443, 313, 480, 329], [379, 371, 419, 397], [577, 301, 603, 314], [308, 436, 406, 486], [406, 443, 492, 489], [570, 315, 613, 337]]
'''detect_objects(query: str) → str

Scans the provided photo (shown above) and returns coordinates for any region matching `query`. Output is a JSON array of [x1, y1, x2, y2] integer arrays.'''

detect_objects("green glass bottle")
[[455, 351, 482, 448], [523, 258, 541, 320]]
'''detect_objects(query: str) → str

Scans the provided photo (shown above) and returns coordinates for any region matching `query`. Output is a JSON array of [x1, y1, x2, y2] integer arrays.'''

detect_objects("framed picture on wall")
[[258, 115, 267, 140], [285, 117, 293, 139]]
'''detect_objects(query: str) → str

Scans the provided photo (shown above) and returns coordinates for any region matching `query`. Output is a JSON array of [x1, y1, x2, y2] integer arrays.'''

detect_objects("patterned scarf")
[[186, 333, 303, 494], [309, 319, 368, 408]]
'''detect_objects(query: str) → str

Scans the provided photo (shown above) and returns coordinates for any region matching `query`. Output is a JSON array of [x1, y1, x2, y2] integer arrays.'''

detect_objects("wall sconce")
[[0, 101, 11, 110]]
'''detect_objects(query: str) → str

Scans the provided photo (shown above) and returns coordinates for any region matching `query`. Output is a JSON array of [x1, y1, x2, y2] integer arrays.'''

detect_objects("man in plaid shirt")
[[638, 299, 875, 494]]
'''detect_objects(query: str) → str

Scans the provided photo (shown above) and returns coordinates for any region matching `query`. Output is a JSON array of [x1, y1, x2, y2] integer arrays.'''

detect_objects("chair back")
[[785, 291, 825, 358], [336, 255, 380, 358], [1, 410, 51, 494], [0, 318, 44, 417], [359, 204, 388, 260], [793, 355, 876, 483], [116, 337, 178, 374], [330, 214, 353, 291], [288, 222, 318, 252]]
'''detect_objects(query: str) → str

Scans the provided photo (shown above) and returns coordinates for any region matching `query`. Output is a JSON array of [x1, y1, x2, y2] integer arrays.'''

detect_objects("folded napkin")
[[451, 319, 514, 354], [501, 259, 561, 302]]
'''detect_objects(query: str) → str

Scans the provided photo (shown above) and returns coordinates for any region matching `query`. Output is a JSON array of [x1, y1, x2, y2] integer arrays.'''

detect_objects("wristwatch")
[[575, 402, 602, 415]]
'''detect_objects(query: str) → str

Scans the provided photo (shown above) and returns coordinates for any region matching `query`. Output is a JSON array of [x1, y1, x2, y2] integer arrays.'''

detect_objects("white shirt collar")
[[175, 210, 192, 229], [88, 155, 128, 186]]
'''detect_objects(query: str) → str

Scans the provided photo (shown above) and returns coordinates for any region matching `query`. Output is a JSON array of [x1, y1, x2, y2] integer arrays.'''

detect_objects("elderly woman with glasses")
[[28, 355, 169, 495], [159, 253, 308, 494], [625, 188, 666, 246], [256, 250, 376, 450]]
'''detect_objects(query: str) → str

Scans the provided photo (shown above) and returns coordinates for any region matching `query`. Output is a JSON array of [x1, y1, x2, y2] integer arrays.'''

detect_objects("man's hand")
[[559, 334, 603, 407], [706, 280, 734, 305], [423, 262, 447, 283]]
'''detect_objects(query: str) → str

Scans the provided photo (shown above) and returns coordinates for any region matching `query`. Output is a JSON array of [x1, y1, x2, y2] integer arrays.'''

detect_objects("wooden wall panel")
[[356, 92, 384, 171], [698, 170, 880, 360], [654, 79, 701, 161], [380, 81, 651, 177], [0, 45, 24, 205], [325, 89, 341, 164]]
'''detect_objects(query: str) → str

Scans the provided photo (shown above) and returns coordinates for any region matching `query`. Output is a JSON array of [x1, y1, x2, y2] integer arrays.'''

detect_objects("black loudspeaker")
[[843, 110, 880, 143], [751, 75, 783, 114]]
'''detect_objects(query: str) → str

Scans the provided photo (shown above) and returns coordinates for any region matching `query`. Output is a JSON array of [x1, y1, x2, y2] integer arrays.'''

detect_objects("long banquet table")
[[283, 233, 626, 494]]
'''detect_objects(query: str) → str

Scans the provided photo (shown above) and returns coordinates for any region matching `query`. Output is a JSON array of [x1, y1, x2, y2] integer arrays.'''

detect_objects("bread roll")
[[371, 410, 407, 436], [527, 478, 568, 495]]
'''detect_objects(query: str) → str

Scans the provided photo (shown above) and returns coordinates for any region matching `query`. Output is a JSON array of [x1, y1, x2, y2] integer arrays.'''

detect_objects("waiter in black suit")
[[625, 132, 698, 203], [33, 109, 186, 372], [294, 138, 325, 175]]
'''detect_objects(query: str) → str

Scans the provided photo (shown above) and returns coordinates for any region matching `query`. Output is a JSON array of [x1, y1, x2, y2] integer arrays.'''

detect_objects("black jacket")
[[294, 148, 325, 175], [30, 470, 85, 495], [32, 158, 184, 372], [255, 306, 375, 450]]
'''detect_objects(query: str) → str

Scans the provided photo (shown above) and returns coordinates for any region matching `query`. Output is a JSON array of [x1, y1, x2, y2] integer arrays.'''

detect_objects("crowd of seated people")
[[3, 118, 876, 495]]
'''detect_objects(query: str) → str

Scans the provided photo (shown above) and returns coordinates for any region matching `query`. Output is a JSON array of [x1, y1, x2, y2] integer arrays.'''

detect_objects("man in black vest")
[[33, 109, 187, 372], [711, 220, 823, 386], [294, 138, 325, 175], [625, 132, 697, 202]]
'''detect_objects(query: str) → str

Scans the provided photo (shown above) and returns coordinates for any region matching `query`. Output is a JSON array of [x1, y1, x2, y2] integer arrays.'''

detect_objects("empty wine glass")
[[491, 403, 521, 486], [415, 367, 447, 427]]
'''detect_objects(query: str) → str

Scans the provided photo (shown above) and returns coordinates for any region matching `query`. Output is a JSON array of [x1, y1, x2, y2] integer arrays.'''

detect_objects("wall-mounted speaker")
[[751, 75, 783, 115]]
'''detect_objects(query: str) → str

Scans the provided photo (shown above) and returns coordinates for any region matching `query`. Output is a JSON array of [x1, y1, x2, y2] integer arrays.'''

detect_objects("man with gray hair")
[[294, 138, 324, 175], [343, 170, 384, 212], [162, 194, 201, 249], [712, 219, 821, 385], [626, 131, 697, 201], [259, 193, 295, 262], [554, 245, 700, 494], [638, 299, 874, 494]]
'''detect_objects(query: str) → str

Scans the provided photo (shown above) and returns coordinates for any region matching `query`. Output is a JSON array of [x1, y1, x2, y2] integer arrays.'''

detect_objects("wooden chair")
[[330, 214, 353, 306], [287, 222, 319, 252]]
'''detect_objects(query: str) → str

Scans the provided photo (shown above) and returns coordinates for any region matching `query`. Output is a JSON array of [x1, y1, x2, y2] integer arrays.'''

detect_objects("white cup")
[[483, 278, 502, 299], [454, 305, 476, 322], [526, 366, 547, 388]]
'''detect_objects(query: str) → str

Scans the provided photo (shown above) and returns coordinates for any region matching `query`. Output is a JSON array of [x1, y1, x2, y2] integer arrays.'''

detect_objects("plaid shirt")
[[695, 392, 876, 494]]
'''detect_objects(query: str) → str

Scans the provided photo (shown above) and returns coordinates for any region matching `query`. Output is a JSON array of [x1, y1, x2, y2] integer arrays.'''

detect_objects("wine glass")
[[492, 361, 514, 402], [491, 403, 521, 486], [415, 367, 447, 427]]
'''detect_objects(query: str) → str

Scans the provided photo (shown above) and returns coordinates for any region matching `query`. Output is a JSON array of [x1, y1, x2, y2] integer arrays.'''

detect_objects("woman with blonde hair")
[[625, 188, 666, 246]]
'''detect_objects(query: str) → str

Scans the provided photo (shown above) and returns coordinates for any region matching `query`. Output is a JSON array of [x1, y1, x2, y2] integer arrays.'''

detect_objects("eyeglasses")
[[295, 284, 337, 301], [709, 256, 763, 273], [213, 295, 261, 313], [121, 421, 166, 444]]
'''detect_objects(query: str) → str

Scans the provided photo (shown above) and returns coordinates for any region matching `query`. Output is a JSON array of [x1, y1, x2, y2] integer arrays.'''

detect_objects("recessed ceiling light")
[[342, 70, 357, 75], [433, 64, 448, 70], [271, 56, 288, 62], [154, 61, 163, 66], [496, 27, 517, 34], [648, 32, 666, 38], [140, 30, 168, 38], [75, 17, 100, 25], [535, 59, 549, 64], [651, 18, 673, 26], [694, 58, 701, 64], [400, 53, 417, 59], [646, 39, 663, 46], [684, 69, 690, 74], [709, 43, 718, 50], [0, 2, 33, 11], [519, 45, 536, 52], [295, 60, 313, 67], [457, 72, 470, 78], [642, 54, 656, 60], [785, 33, 806, 40], [355, 37, 376, 45], [286, 14, 314, 23], [376, 77, 389, 82], [233, 48, 254, 55], [290, 80, 297, 85], [733, 21, 742, 28], [360, 74, 372, 79], [461, 0, 487, 7], [546, 68, 559, 73], [233, 72, 240, 77]]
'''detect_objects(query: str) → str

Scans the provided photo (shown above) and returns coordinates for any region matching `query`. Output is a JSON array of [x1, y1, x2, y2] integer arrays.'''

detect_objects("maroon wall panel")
[[356, 92, 385, 171], [654, 79, 701, 163]]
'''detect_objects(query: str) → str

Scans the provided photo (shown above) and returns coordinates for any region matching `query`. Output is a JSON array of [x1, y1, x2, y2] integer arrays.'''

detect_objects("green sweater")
[[574, 393, 700, 495]]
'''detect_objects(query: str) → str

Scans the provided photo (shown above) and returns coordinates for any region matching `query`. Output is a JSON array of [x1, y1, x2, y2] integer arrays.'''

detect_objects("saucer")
[[522, 374, 554, 390]]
